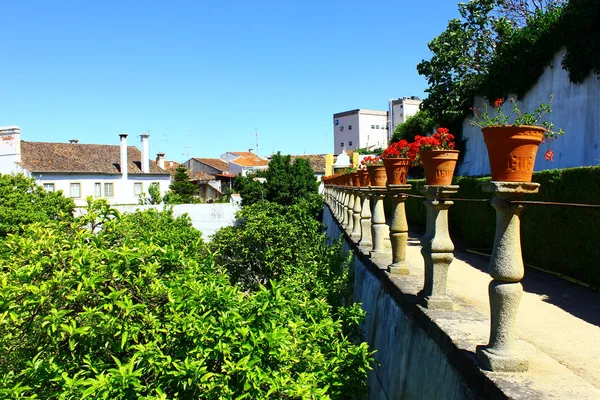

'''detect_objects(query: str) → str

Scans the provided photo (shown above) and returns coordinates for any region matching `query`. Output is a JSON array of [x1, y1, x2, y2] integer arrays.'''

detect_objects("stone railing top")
[[419, 184, 459, 197], [482, 181, 540, 194], [386, 183, 412, 192]]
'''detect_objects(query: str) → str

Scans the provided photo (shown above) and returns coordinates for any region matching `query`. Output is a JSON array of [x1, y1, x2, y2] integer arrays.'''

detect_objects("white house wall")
[[459, 50, 600, 177], [31, 173, 171, 206]]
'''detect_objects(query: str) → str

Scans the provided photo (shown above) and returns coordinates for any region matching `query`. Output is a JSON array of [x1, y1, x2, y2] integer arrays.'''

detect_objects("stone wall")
[[323, 207, 475, 400]]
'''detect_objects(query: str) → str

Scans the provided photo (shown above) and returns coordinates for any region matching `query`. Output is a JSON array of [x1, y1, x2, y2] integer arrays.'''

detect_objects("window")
[[134, 183, 143, 196], [340, 126, 344, 131], [349, 141, 353, 146], [376, 125, 380, 129], [371, 125, 375, 129], [43, 183, 55, 192], [94, 182, 102, 197], [104, 183, 114, 197], [70, 183, 81, 198], [340, 142, 345, 147], [348, 125, 352, 130]]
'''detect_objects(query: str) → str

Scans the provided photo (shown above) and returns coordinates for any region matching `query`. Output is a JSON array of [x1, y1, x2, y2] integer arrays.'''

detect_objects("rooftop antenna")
[[183, 129, 192, 160], [255, 128, 259, 153], [147, 129, 156, 152], [163, 128, 169, 159]]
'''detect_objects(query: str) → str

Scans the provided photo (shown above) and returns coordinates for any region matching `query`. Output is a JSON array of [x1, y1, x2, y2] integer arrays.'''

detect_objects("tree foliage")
[[0, 179, 372, 399], [139, 183, 163, 205], [235, 153, 319, 207], [391, 109, 436, 143], [168, 165, 196, 203], [0, 173, 75, 238], [417, 0, 513, 122], [494, 0, 566, 26]]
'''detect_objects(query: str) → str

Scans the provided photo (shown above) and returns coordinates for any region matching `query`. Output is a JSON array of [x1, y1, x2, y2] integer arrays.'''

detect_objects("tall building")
[[332, 109, 388, 155], [389, 96, 422, 135]]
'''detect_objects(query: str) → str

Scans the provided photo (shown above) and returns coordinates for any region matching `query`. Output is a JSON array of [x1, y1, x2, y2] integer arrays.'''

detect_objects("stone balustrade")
[[322, 177, 534, 374]]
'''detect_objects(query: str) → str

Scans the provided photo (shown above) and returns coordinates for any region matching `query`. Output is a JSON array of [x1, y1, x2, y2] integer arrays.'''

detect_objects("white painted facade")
[[29, 173, 171, 206], [390, 97, 422, 134], [458, 50, 600, 177], [333, 109, 388, 154], [0, 127, 171, 206]]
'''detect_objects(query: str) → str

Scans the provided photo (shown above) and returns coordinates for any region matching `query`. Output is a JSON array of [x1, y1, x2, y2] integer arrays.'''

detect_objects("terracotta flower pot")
[[420, 150, 460, 185], [351, 172, 361, 187], [383, 158, 410, 185], [482, 125, 545, 182], [366, 165, 387, 187], [358, 169, 370, 187]]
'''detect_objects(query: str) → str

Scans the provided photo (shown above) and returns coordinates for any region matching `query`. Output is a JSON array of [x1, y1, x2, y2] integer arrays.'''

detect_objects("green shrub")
[[0, 173, 75, 238], [210, 197, 355, 309], [405, 166, 600, 288], [0, 193, 372, 398], [234, 153, 319, 207]]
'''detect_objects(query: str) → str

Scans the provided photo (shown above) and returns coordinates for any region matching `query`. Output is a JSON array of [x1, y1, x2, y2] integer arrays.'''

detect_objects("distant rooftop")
[[333, 109, 388, 118]]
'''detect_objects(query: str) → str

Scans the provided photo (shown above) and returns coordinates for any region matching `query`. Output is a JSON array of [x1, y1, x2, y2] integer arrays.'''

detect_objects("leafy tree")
[[265, 154, 318, 205], [169, 165, 196, 203], [233, 173, 266, 207], [235, 153, 318, 207], [417, 0, 514, 123], [494, 0, 566, 26], [138, 183, 163, 205], [0, 173, 75, 238], [0, 201, 372, 398], [391, 109, 436, 143]]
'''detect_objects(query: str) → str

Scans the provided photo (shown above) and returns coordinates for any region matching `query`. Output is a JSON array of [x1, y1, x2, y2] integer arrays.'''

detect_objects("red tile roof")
[[189, 171, 215, 181], [290, 155, 326, 174], [192, 158, 229, 172], [20, 141, 169, 175], [229, 152, 269, 167]]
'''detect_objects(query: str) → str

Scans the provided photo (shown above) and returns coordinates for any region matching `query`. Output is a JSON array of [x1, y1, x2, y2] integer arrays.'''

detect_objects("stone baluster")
[[358, 188, 372, 250], [417, 185, 459, 310], [476, 182, 538, 372], [346, 190, 355, 232], [386, 184, 412, 274], [350, 188, 362, 241], [370, 188, 388, 259], [335, 185, 342, 220], [341, 189, 349, 225]]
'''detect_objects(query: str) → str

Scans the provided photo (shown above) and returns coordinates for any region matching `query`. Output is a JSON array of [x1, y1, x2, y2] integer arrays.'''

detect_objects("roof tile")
[[20, 141, 169, 175]]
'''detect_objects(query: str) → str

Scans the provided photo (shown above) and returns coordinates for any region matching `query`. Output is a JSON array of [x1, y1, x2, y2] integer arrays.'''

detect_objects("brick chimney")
[[140, 133, 150, 173], [0, 126, 21, 163], [119, 134, 128, 180], [156, 152, 165, 169]]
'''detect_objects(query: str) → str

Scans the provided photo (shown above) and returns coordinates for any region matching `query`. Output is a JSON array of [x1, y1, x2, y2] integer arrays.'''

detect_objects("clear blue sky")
[[1, 0, 459, 161]]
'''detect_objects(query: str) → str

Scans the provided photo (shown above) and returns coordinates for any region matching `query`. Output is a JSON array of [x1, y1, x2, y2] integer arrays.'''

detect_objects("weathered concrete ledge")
[[323, 204, 599, 400]]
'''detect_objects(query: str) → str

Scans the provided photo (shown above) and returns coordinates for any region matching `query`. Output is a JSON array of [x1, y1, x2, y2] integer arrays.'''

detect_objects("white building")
[[332, 109, 388, 155], [0, 126, 171, 206], [389, 96, 422, 135], [220, 150, 269, 176]]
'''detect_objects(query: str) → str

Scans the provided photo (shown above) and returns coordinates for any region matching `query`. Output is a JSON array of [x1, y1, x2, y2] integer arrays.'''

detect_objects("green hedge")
[[404, 166, 600, 289]]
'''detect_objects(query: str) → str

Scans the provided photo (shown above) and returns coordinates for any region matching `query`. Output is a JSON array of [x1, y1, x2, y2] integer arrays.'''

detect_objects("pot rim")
[[418, 149, 460, 154], [481, 124, 546, 132]]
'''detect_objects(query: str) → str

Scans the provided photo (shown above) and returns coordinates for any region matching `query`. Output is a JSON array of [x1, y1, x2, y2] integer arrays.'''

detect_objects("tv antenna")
[[183, 129, 192, 160], [163, 128, 169, 159]]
